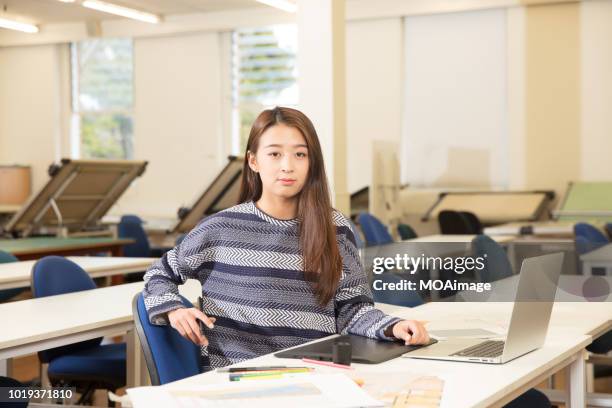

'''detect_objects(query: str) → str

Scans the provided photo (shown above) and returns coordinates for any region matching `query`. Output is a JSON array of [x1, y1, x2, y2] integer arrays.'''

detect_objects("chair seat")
[[48, 343, 126, 388]]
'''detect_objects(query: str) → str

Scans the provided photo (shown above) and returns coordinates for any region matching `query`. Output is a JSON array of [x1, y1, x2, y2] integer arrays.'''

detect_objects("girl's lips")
[[279, 178, 296, 185]]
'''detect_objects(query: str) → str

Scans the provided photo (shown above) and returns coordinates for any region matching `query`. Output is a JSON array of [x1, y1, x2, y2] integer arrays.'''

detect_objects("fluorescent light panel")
[[81, 0, 160, 24], [0, 17, 38, 33], [256, 0, 297, 13]]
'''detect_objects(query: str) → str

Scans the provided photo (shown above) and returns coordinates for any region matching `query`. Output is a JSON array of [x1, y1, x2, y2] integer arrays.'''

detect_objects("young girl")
[[143, 106, 429, 370]]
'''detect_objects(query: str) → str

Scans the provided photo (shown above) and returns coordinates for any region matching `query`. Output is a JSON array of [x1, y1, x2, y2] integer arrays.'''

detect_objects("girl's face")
[[248, 123, 309, 200]]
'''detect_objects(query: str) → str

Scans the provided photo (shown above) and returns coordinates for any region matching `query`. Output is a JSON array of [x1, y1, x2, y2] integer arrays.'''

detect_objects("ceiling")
[[0, 0, 268, 25]]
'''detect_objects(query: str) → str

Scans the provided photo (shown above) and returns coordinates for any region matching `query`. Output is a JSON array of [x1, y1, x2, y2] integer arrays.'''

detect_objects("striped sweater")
[[142, 201, 401, 370]]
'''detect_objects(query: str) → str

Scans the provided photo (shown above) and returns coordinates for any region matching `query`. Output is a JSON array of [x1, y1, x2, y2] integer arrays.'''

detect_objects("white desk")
[[0, 280, 202, 387], [0, 256, 159, 290], [165, 301, 595, 408], [581, 243, 612, 276], [484, 222, 575, 238], [406, 234, 515, 243]]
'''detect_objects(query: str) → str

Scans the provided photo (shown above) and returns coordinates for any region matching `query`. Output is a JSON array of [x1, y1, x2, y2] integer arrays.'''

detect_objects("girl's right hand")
[[167, 307, 216, 346]]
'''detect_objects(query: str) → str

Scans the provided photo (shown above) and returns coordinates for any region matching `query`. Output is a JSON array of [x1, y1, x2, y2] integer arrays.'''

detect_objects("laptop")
[[406, 252, 564, 364], [275, 333, 437, 364]]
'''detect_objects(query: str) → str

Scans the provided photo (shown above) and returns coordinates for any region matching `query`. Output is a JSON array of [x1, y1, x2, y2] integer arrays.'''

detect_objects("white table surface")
[[167, 301, 596, 408], [0, 256, 159, 290], [0, 279, 202, 387], [405, 234, 515, 243]]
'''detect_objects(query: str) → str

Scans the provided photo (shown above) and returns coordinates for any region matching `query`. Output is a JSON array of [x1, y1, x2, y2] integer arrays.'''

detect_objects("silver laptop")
[[406, 252, 564, 364]]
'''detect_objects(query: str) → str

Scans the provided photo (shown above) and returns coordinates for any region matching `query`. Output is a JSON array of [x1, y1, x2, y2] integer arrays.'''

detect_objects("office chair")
[[357, 213, 393, 246], [574, 222, 609, 246], [397, 223, 418, 240], [118, 214, 170, 258], [0, 250, 26, 302], [31, 256, 126, 405], [371, 273, 424, 308], [133, 293, 203, 385], [460, 211, 483, 234], [438, 210, 472, 235], [472, 235, 513, 282]]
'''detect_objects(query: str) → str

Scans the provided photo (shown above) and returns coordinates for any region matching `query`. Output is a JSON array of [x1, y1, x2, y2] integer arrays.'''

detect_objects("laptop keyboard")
[[450, 340, 505, 358]]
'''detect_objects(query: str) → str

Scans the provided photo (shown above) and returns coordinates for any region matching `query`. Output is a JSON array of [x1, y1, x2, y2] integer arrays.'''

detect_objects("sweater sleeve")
[[142, 230, 201, 325], [334, 222, 402, 341]]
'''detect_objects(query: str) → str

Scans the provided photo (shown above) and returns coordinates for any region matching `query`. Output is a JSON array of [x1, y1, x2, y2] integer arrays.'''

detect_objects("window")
[[232, 24, 298, 153], [70, 38, 134, 160]]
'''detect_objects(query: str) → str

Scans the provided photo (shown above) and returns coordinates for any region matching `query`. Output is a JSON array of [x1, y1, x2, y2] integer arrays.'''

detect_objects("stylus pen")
[[198, 296, 206, 335], [301, 358, 354, 370]]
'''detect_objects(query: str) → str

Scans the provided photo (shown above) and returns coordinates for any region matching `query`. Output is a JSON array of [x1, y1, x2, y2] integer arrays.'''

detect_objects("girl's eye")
[[296, 152, 307, 158], [269, 152, 280, 158]]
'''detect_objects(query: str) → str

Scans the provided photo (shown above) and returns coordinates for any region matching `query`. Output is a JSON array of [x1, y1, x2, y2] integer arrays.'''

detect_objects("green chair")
[[397, 223, 418, 240]]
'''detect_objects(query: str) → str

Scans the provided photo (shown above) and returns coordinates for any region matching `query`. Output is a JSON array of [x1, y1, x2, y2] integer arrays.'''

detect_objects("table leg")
[[126, 329, 149, 388], [567, 349, 586, 408], [0, 358, 12, 377]]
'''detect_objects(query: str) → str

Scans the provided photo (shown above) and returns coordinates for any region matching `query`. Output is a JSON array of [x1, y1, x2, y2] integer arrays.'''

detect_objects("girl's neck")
[[256, 194, 298, 220]]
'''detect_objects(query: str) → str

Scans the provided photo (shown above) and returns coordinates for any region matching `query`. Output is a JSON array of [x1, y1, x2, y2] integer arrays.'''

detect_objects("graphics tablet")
[[274, 334, 437, 364]]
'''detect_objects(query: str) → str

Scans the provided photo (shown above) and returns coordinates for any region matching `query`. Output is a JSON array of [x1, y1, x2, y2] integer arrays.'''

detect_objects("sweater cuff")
[[148, 302, 186, 326], [376, 316, 403, 341]]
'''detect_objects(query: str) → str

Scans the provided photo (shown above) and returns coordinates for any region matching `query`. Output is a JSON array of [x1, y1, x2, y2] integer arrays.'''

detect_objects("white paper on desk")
[[127, 374, 383, 408]]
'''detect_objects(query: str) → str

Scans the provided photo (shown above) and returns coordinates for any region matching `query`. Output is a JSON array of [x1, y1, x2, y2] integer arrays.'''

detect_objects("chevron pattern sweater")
[[142, 201, 401, 370]]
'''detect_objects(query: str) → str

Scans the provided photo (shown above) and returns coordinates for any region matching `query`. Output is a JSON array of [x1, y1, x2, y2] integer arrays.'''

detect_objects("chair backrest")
[[31, 256, 102, 363], [438, 210, 472, 235], [471, 235, 513, 283], [397, 223, 417, 240], [0, 250, 18, 264], [347, 219, 365, 250], [574, 235, 606, 255], [459, 211, 483, 234], [371, 273, 424, 308], [118, 214, 151, 257], [574, 222, 609, 244], [357, 213, 393, 246], [133, 293, 202, 385]]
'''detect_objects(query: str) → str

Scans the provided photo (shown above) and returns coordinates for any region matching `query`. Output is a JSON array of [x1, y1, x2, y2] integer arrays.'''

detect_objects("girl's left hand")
[[392, 320, 430, 345]]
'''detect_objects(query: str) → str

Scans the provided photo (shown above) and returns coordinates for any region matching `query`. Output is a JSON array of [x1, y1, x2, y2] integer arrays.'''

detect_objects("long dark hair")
[[238, 107, 342, 306]]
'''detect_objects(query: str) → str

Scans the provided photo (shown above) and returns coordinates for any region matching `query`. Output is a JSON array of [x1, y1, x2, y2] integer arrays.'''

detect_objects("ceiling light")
[[0, 17, 39, 33], [81, 0, 161, 24], [255, 0, 297, 13], [57, 0, 77, 3]]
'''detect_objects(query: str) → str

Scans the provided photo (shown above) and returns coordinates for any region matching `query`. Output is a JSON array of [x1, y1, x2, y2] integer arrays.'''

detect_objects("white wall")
[[0, 44, 66, 192], [107, 32, 226, 219], [401, 9, 509, 188], [345, 17, 403, 193], [581, 0, 612, 181]]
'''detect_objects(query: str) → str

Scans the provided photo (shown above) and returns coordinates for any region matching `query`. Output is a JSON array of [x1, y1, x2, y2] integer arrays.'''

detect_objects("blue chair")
[[357, 213, 393, 246], [118, 215, 170, 258], [397, 223, 418, 240], [472, 235, 513, 283], [371, 273, 424, 308], [31, 256, 126, 404], [574, 222, 608, 245], [0, 250, 26, 302], [347, 219, 365, 250], [133, 293, 203, 385]]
